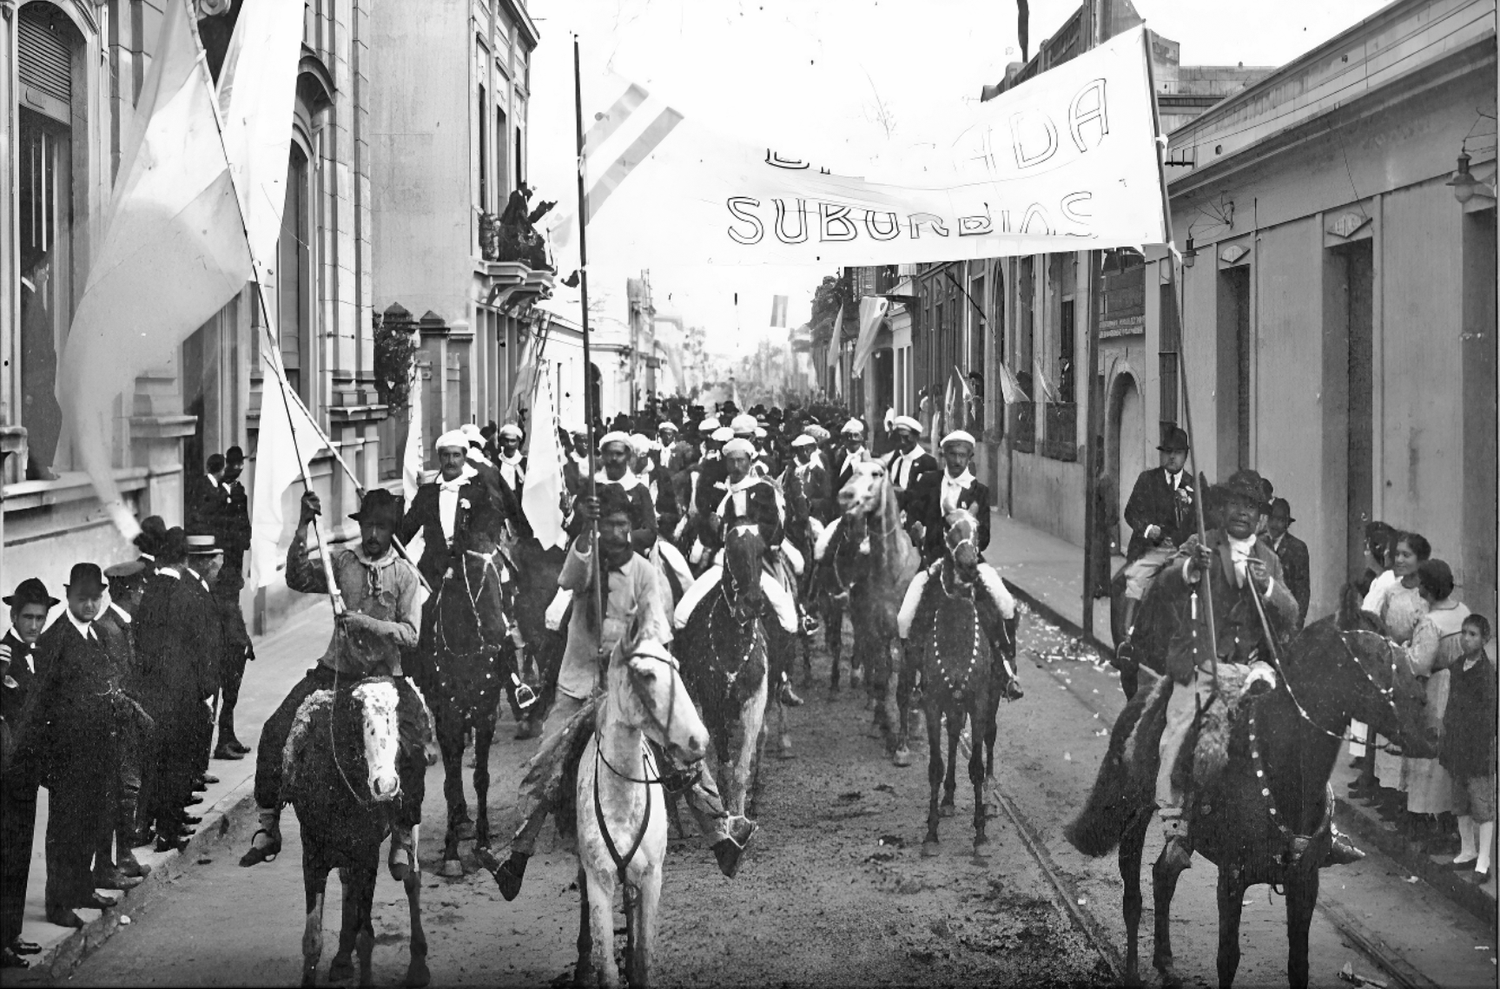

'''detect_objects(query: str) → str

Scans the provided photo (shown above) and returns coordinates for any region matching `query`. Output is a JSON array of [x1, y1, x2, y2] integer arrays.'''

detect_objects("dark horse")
[[782, 465, 829, 690], [895, 509, 997, 854], [509, 534, 567, 732], [676, 521, 771, 818], [281, 677, 430, 987], [1064, 591, 1440, 988], [421, 525, 514, 876], [821, 460, 920, 744]]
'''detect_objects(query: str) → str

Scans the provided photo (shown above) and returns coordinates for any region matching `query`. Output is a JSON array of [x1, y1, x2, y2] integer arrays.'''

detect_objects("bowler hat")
[[225, 446, 245, 465], [4, 577, 59, 609], [1157, 426, 1190, 453], [349, 488, 403, 528], [1268, 498, 1295, 523], [66, 563, 108, 594]]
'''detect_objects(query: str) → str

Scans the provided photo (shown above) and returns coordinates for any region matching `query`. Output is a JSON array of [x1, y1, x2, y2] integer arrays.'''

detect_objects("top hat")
[[4, 577, 59, 609], [349, 488, 403, 529], [1268, 498, 1295, 523], [1157, 426, 1190, 453], [66, 563, 109, 594]]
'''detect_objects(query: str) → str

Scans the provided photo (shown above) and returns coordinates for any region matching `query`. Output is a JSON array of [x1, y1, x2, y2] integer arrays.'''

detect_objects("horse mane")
[[282, 690, 335, 796], [813, 516, 841, 560]]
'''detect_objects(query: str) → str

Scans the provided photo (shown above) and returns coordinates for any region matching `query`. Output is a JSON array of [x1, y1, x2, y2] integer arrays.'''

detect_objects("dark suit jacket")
[[908, 471, 991, 562], [1157, 530, 1300, 682], [566, 478, 659, 554], [400, 479, 494, 587], [1, 629, 41, 783], [831, 447, 868, 492], [706, 477, 784, 552], [883, 448, 939, 515], [24, 617, 115, 776], [1271, 531, 1311, 628], [783, 459, 834, 525], [1122, 467, 1196, 561], [180, 568, 226, 700], [690, 458, 729, 517]]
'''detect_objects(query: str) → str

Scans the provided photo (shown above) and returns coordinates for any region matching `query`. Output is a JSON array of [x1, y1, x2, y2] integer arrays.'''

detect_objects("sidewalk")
[[11, 601, 334, 981], [983, 509, 1497, 927]]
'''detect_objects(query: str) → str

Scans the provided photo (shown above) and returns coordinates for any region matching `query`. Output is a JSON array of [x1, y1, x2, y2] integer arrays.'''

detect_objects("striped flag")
[[769, 295, 789, 328]]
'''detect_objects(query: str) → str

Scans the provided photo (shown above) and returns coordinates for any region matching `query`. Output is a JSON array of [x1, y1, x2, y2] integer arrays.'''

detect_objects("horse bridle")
[[1261, 627, 1409, 752], [592, 650, 683, 907]]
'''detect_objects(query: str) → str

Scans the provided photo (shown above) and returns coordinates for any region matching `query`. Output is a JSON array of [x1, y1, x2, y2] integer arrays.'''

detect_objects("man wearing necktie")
[[1118, 426, 1197, 658], [401, 431, 495, 589], [1150, 469, 1350, 875], [832, 419, 869, 491], [1, 579, 56, 965], [881, 416, 938, 515], [16, 565, 121, 927]]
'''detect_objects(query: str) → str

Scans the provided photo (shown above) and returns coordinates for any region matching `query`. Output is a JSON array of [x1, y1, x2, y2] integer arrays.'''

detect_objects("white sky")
[[528, 0, 1391, 355]]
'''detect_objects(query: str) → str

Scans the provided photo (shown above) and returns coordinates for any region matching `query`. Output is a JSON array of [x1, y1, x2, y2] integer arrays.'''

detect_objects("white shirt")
[[64, 609, 99, 643], [888, 447, 924, 490], [940, 469, 975, 515], [437, 464, 478, 543], [497, 453, 525, 491]]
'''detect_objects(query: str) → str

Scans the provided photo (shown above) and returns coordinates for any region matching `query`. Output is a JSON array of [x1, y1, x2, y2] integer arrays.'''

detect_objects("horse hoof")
[[921, 840, 940, 858], [328, 955, 354, 983], [892, 744, 913, 768], [438, 858, 465, 879], [404, 959, 431, 988], [939, 803, 955, 818]]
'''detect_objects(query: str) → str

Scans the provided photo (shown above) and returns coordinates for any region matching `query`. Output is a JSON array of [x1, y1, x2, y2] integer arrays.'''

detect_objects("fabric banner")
[[997, 361, 1030, 404], [249, 347, 327, 588], [55, 0, 253, 539], [851, 295, 890, 379], [552, 26, 1164, 268], [402, 364, 425, 505], [825, 303, 844, 370], [522, 371, 569, 550]]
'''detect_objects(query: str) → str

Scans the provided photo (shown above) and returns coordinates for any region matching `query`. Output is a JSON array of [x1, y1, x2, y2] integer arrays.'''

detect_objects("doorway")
[[1110, 373, 1145, 551], [1216, 265, 1251, 477], [1326, 240, 1375, 577]]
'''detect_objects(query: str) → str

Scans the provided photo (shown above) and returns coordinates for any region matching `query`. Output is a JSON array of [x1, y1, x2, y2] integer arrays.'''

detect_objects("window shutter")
[[19, 10, 72, 111]]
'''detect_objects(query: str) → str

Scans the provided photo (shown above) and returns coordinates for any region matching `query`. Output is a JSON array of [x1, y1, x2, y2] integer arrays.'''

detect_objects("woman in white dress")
[[1405, 559, 1469, 852], [1364, 532, 1433, 819]]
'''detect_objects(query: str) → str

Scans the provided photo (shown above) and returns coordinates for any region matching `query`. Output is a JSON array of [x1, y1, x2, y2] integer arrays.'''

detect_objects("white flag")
[[551, 27, 1164, 268], [851, 296, 890, 379], [217, 0, 303, 270], [55, 0, 253, 538], [1033, 357, 1059, 404], [249, 347, 327, 587], [402, 367, 425, 505], [521, 372, 568, 550]]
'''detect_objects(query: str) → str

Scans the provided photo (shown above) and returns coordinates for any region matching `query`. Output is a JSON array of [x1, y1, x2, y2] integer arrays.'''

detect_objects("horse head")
[[837, 458, 886, 520], [442, 523, 511, 650], [943, 506, 982, 583], [722, 521, 766, 623], [1334, 625, 1438, 759], [349, 678, 404, 802], [609, 638, 710, 765]]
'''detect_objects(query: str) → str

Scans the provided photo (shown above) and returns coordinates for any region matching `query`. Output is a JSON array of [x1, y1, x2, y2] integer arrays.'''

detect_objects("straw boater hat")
[[186, 534, 223, 556]]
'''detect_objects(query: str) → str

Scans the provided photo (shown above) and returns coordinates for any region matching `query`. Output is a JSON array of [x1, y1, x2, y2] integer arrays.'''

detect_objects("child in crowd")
[[1441, 614, 1496, 881]]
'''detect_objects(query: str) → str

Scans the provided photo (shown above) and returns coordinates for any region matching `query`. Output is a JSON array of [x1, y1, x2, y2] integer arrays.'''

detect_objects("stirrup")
[[239, 828, 281, 867]]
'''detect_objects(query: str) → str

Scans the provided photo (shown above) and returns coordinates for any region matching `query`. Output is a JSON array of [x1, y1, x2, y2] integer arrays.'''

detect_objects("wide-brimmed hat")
[[1215, 469, 1270, 509], [4, 577, 59, 609], [66, 563, 109, 594], [349, 488, 403, 528], [1157, 426, 1190, 453], [1268, 498, 1295, 523]]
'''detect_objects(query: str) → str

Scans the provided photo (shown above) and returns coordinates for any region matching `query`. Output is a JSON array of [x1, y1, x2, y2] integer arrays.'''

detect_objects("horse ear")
[[966, 502, 981, 521]]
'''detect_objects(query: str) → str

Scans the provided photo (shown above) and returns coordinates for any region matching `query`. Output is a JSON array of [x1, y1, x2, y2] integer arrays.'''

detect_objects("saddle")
[[1131, 664, 1257, 796]]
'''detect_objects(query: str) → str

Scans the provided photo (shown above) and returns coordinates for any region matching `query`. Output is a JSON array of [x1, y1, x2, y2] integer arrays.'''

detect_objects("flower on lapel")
[[460, 498, 472, 511]]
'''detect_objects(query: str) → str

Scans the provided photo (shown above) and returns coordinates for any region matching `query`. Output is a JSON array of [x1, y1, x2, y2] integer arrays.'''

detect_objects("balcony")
[[1012, 402, 1035, 454], [1042, 403, 1078, 462]]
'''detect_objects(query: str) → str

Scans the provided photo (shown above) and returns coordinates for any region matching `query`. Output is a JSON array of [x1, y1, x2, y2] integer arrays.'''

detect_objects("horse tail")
[[1063, 668, 1161, 858]]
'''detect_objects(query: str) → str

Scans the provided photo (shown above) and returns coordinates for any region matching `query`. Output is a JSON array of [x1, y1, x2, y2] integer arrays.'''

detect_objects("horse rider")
[[240, 489, 429, 878], [487, 485, 758, 901], [680, 425, 733, 549], [902, 430, 1023, 701], [881, 415, 938, 514], [494, 423, 528, 528], [832, 419, 869, 490], [563, 426, 592, 499], [1152, 468, 1359, 873], [1116, 426, 1196, 662], [401, 430, 502, 591], [460, 422, 516, 523], [784, 433, 835, 528]]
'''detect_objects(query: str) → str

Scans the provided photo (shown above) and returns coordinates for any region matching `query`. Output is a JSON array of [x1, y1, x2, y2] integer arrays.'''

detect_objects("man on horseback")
[[1153, 468, 1314, 874], [402, 430, 505, 588], [1116, 426, 1196, 663], [881, 416, 937, 511], [240, 489, 429, 878], [832, 419, 868, 490], [901, 431, 1022, 701], [488, 486, 757, 900], [675, 438, 805, 630], [494, 423, 527, 531]]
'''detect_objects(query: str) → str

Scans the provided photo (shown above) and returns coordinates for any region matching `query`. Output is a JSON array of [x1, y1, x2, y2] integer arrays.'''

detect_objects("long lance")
[[1142, 28, 1219, 687], [574, 37, 604, 657]]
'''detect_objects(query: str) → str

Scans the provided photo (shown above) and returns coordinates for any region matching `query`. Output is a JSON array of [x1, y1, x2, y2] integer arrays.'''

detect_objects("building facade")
[[3, 0, 383, 634], [1142, 0, 1497, 620], [368, 0, 551, 475]]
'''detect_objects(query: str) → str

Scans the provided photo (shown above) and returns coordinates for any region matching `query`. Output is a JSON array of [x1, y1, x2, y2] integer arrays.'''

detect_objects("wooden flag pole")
[[574, 37, 605, 653]]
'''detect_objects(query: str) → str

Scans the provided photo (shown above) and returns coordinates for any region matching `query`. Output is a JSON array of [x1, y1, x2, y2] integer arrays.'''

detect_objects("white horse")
[[575, 639, 711, 989]]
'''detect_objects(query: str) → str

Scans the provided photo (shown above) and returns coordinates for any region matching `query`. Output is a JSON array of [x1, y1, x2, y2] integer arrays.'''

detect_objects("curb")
[[30, 780, 260, 982], [1007, 578, 1497, 930]]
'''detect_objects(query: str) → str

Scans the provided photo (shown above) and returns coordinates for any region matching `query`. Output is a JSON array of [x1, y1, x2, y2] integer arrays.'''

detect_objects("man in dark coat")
[[183, 536, 227, 790], [22, 565, 121, 927], [0, 579, 55, 966], [212, 447, 254, 759], [1118, 426, 1197, 641], [1150, 470, 1356, 873], [566, 432, 658, 554], [1265, 498, 1311, 628], [401, 430, 497, 589], [830, 418, 869, 492], [494, 423, 529, 538], [92, 562, 154, 890], [880, 415, 938, 513]]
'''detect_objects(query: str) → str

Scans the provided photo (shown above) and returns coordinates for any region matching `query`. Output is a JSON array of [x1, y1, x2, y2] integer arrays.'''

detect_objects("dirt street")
[[57, 610, 1496, 988]]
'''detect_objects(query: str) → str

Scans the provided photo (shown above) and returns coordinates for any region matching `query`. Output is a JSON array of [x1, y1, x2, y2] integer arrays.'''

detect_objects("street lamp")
[[1446, 150, 1495, 204], [1182, 236, 1197, 268]]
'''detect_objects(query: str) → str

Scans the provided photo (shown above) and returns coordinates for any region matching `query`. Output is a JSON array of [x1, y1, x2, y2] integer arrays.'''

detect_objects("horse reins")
[[1260, 626, 1409, 752]]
